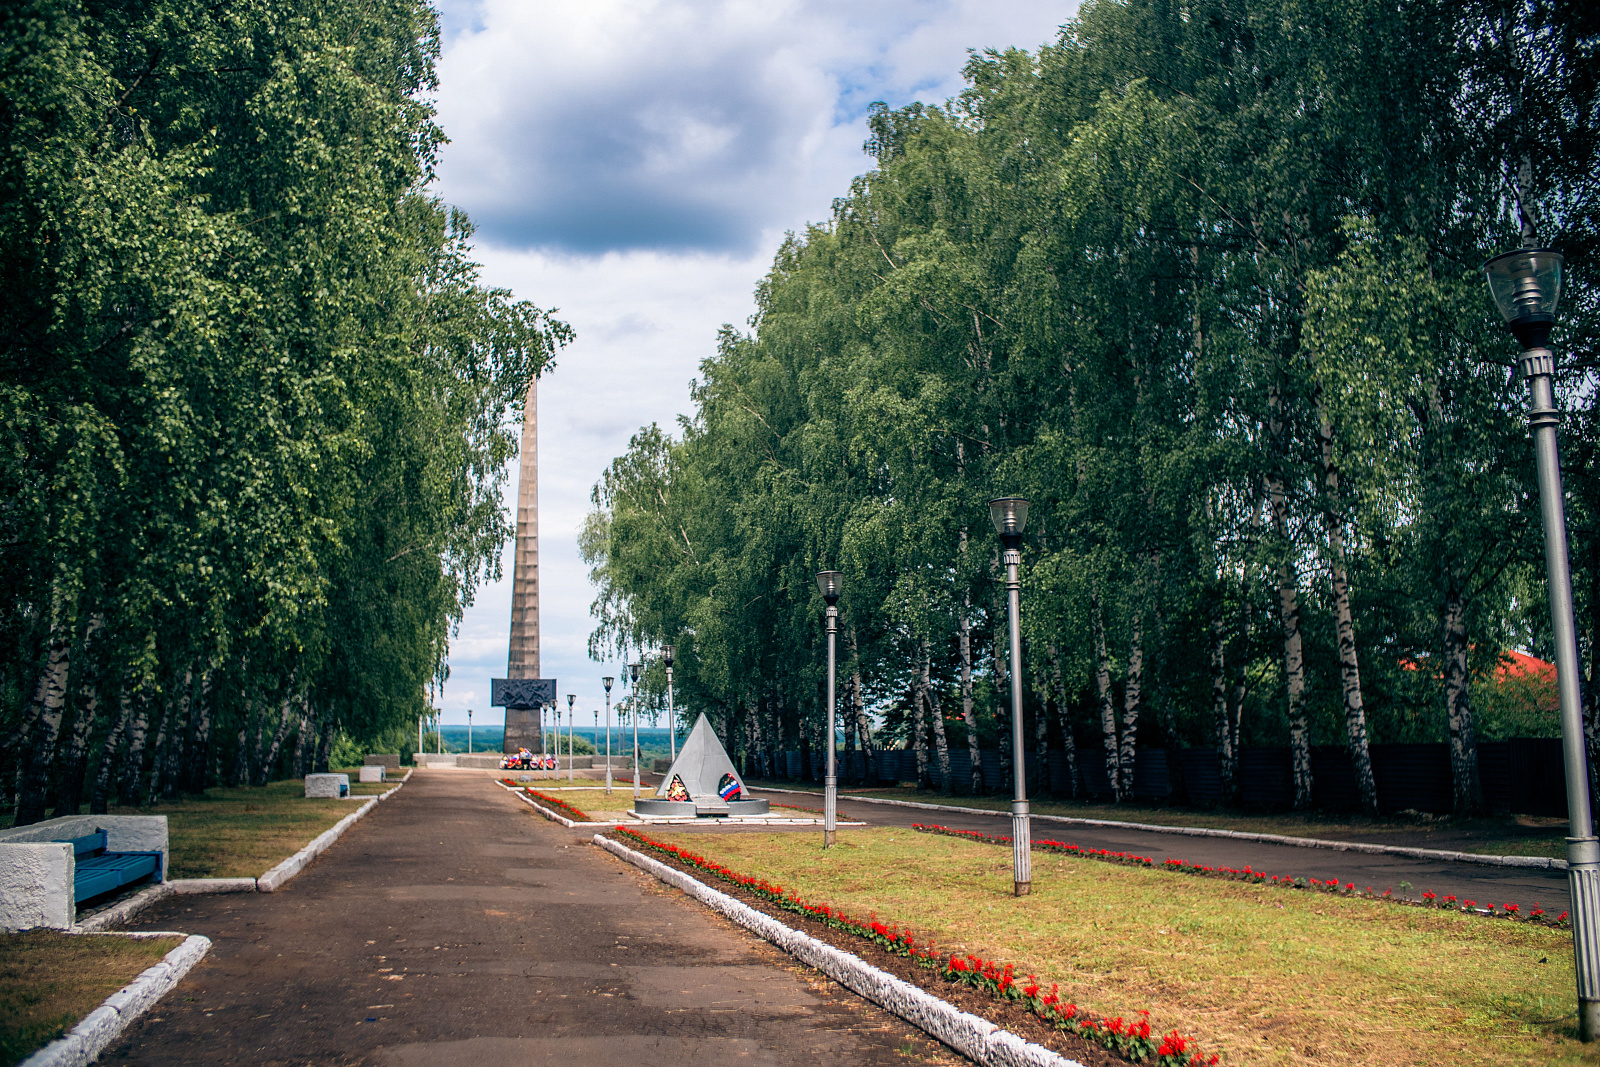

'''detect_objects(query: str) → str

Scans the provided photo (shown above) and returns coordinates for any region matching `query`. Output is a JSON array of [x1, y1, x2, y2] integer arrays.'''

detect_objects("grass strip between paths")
[[506, 783, 590, 821], [612, 825, 1216, 1067], [644, 824, 1588, 1067], [108, 779, 374, 879], [0, 931, 182, 1065], [912, 823, 1570, 927]]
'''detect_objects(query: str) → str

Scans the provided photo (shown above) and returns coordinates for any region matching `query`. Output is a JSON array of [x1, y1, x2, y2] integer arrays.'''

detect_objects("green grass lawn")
[[111, 778, 390, 878], [648, 825, 1593, 1067], [746, 781, 1569, 860], [0, 931, 182, 1065]]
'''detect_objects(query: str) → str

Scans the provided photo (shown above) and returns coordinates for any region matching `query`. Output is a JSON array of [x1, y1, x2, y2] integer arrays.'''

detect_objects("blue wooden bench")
[[63, 829, 162, 902]]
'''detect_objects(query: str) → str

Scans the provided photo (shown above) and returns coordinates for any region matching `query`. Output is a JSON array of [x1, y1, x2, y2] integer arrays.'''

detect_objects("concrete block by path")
[[359, 765, 386, 783], [0, 815, 169, 931], [0, 842, 74, 930], [304, 773, 349, 798], [364, 753, 400, 770]]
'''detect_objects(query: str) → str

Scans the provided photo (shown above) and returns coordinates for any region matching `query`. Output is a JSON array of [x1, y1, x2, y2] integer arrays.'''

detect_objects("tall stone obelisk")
[[503, 378, 542, 754]]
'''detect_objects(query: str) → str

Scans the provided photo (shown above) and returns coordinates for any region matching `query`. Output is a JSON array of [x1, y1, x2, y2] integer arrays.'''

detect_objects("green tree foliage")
[[1, 0, 569, 822], [583, 0, 1596, 813]]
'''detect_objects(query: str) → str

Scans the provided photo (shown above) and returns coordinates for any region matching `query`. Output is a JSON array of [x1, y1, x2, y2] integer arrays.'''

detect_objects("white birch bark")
[[1092, 587, 1119, 799], [1118, 617, 1143, 802], [1442, 587, 1484, 814]]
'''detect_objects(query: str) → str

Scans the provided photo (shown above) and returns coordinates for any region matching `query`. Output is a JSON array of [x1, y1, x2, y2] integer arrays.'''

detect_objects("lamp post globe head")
[[815, 570, 844, 606], [1485, 247, 1563, 349], [661, 645, 674, 669], [629, 662, 640, 683], [603, 676, 614, 693], [989, 497, 1030, 544], [567, 693, 575, 709]]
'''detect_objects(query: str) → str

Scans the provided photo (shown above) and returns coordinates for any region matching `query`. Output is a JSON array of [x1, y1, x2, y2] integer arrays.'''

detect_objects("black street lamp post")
[[815, 571, 844, 847], [1485, 245, 1599, 1038], [566, 694, 576, 784], [629, 662, 643, 798], [990, 497, 1031, 896], [663, 645, 677, 764], [603, 676, 614, 795]]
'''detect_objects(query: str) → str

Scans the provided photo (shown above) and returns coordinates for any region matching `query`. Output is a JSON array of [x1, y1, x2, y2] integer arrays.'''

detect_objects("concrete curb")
[[756, 786, 1569, 871], [594, 833, 1079, 1067], [18, 933, 211, 1067]]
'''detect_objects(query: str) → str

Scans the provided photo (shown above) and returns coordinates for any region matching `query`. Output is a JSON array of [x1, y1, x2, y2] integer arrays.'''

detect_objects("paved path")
[[668, 786, 1575, 913], [105, 770, 962, 1066]]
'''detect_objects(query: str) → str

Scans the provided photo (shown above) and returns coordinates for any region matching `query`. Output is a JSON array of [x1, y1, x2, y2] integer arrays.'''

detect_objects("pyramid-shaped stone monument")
[[635, 713, 769, 817]]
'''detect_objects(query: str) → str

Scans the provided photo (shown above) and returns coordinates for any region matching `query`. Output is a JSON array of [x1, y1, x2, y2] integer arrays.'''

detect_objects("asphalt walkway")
[[104, 769, 962, 1066]]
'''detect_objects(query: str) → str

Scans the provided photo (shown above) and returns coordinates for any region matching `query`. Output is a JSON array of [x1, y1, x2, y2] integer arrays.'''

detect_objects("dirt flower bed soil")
[[609, 827, 1214, 1067], [503, 781, 591, 821]]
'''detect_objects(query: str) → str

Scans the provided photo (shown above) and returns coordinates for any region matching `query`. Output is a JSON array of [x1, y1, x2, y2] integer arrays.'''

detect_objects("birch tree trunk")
[[1442, 586, 1484, 814], [254, 694, 297, 787], [229, 697, 256, 787], [994, 601, 1012, 790], [1032, 664, 1051, 798], [1318, 413, 1379, 815], [1267, 455, 1313, 808], [14, 600, 74, 826], [145, 696, 173, 803], [1210, 612, 1236, 804], [848, 629, 875, 785], [184, 668, 216, 793], [159, 667, 193, 801], [1092, 588, 1120, 800], [921, 639, 953, 792], [52, 624, 101, 816], [1049, 645, 1079, 799], [1588, 547, 1600, 815], [91, 689, 132, 814], [1119, 617, 1143, 802], [315, 712, 334, 773], [120, 693, 150, 806], [959, 592, 983, 794], [911, 680, 932, 790]]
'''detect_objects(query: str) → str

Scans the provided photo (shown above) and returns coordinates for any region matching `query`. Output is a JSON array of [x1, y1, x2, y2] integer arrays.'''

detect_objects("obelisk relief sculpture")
[[503, 378, 542, 755]]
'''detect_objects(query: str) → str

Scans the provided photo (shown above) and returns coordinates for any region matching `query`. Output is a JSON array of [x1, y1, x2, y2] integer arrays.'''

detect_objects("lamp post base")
[[1569, 840, 1600, 1041], [1010, 802, 1031, 898], [824, 775, 837, 849]]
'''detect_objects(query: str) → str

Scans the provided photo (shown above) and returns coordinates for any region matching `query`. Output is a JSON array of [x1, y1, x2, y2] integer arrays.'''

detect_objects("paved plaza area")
[[102, 769, 961, 1066]]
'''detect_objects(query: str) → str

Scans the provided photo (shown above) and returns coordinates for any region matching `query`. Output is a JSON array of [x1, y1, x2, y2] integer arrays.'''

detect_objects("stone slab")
[[359, 766, 386, 782], [364, 753, 400, 769], [304, 774, 349, 798]]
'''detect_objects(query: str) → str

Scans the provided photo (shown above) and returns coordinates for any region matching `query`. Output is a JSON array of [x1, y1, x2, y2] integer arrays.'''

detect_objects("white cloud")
[[435, 0, 1076, 253], [429, 0, 1080, 724]]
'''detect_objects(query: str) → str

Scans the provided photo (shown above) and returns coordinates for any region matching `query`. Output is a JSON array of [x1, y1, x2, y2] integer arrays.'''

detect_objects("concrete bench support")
[[0, 816, 168, 931]]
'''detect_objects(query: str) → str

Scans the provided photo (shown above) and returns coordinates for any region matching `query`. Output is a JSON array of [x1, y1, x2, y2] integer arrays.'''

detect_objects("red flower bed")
[[912, 823, 1568, 928], [611, 826, 1216, 1066], [502, 780, 591, 821]]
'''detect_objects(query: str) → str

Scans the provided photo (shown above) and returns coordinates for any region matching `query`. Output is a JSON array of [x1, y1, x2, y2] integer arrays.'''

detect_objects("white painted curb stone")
[[758, 785, 1569, 870], [593, 834, 1079, 1067], [18, 933, 210, 1067]]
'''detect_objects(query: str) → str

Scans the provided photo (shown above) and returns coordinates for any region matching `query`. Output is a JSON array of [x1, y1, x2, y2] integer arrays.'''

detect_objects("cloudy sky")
[[428, 0, 1079, 726]]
